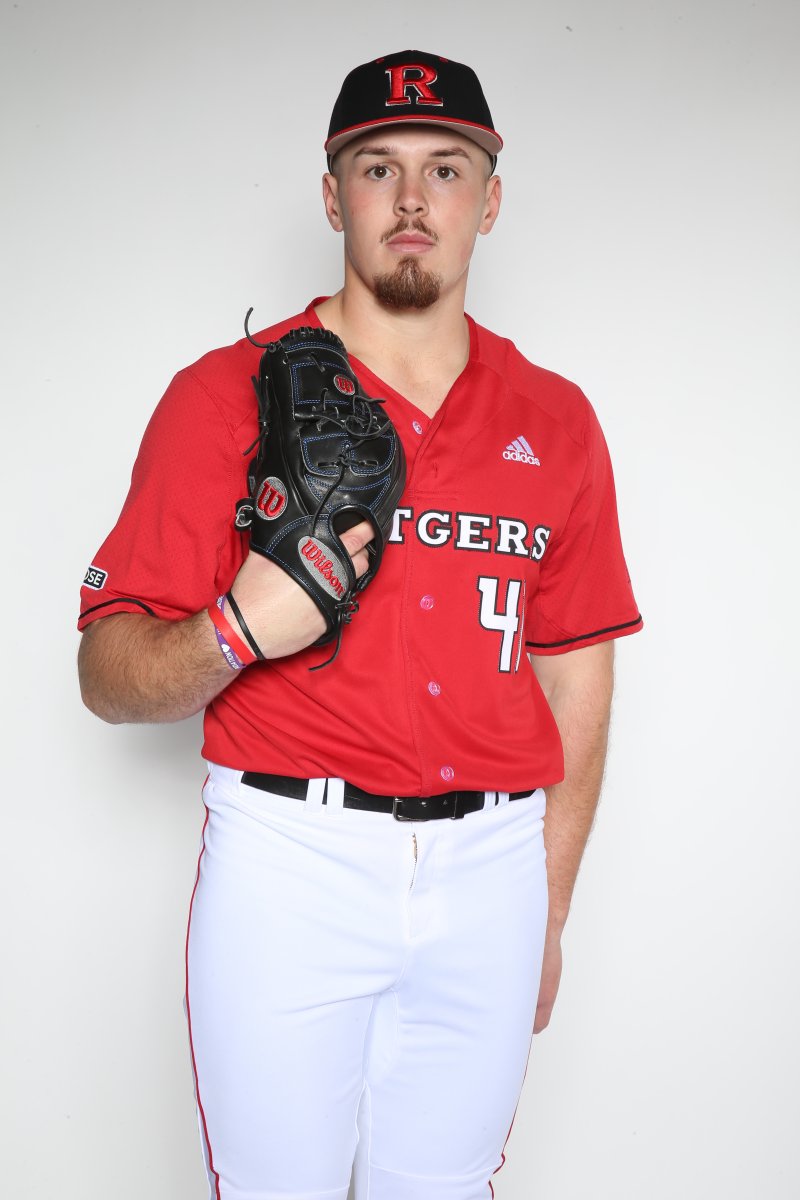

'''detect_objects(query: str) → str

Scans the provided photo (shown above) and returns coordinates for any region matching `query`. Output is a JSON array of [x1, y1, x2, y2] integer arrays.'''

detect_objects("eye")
[[433, 165, 457, 181], [366, 164, 392, 180]]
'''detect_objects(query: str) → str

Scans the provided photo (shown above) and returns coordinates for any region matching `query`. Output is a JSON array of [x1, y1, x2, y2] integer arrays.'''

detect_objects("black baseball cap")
[[326, 51, 502, 168]]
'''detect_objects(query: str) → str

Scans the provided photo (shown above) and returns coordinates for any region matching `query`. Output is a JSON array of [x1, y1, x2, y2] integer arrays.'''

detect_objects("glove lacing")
[[300, 385, 392, 529]]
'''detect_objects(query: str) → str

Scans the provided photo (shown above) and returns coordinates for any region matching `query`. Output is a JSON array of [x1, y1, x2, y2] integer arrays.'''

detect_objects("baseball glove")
[[235, 318, 407, 667]]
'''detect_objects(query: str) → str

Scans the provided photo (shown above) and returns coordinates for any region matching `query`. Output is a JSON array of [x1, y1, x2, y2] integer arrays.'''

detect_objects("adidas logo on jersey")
[[503, 436, 540, 466]]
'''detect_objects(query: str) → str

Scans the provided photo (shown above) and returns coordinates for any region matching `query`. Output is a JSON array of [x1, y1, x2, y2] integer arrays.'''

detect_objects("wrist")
[[224, 590, 265, 661], [207, 597, 258, 669], [546, 911, 568, 938]]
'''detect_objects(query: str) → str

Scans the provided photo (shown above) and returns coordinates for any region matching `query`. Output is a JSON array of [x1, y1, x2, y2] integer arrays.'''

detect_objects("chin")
[[373, 258, 443, 310]]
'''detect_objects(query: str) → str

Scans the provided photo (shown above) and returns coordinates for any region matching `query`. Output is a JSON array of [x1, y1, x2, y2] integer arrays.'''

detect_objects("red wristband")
[[207, 600, 258, 667]]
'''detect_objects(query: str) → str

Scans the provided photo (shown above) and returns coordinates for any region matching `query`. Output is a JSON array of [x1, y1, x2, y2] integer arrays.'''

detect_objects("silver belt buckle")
[[392, 796, 414, 821]]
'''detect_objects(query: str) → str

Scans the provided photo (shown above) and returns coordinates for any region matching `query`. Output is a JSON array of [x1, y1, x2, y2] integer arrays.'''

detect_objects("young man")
[[78, 51, 642, 1200]]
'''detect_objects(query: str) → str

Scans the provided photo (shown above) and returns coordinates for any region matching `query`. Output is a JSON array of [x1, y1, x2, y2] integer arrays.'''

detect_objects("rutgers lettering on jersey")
[[388, 506, 551, 561]]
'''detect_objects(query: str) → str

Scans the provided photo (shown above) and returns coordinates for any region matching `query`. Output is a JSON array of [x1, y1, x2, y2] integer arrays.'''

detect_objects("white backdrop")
[[2, 1, 798, 1197]]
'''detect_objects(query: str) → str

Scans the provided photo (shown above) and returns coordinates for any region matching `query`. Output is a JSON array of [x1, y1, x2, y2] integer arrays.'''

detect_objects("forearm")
[[535, 642, 615, 935], [542, 735, 609, 935], [78, 526, 377, 726], [78, 610, 234, 724]]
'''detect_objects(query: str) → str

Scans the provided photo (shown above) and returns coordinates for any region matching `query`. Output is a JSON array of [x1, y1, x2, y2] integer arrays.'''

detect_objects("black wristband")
[[225, 590, 265, 660]]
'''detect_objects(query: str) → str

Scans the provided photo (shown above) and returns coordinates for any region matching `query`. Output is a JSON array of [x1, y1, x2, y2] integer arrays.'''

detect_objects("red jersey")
[[78, 301, 642, 794]]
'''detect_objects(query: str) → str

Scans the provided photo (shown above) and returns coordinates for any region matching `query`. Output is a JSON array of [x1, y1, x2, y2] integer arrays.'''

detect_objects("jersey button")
[[412, 420, 424, 435], [427, 681, 441, 697], [440, 765, 455, 783], [420, 594, 435, 610]]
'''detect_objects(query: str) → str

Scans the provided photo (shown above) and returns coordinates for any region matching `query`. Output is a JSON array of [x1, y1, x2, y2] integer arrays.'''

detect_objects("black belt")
[[241, 771, 536, 821]]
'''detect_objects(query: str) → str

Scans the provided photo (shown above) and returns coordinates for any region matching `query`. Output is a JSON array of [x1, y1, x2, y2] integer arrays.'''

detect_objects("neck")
[[315, 278, 471, 384]]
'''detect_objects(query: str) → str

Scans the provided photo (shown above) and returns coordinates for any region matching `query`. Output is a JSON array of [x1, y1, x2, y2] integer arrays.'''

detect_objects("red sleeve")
[[78, 367, 249, 629], [525, 401, 642, 654]]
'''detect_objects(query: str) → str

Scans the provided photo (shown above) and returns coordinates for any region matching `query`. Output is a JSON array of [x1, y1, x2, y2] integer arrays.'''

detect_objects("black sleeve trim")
[[526, 614, 643, 650], [79, 597, 157, 620]]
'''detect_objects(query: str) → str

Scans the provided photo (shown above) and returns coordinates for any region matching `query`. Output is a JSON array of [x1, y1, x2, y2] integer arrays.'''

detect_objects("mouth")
[[385, 233, 436, 254]]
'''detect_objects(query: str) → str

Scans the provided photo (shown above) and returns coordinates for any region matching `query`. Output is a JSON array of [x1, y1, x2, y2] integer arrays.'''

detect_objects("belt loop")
[[325, 777, 345, 811], [495, 791, 510, 807], [484, 790, 497, 809], [305, 778, 327, 810]]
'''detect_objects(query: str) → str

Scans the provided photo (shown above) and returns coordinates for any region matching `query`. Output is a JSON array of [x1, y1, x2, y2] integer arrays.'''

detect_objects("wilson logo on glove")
[[256, 476, 288, 519], [299, 537, 347, 599], [333, 374, 356, 395]]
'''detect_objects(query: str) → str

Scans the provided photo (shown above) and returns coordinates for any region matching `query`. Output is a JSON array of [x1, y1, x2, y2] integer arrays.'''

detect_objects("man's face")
[[323, 126, 501, 310]]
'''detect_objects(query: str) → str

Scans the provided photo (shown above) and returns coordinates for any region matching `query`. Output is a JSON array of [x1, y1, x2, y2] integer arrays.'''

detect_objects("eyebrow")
[[352, 144, 473, 161]]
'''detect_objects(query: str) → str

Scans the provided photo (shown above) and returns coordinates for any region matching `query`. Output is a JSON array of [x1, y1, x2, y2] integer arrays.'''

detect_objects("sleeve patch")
[[83, 565, 108, 590]]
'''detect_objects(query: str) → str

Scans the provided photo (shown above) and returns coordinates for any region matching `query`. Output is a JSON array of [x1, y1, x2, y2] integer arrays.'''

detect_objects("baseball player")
[[78, 50, 642, 1200]]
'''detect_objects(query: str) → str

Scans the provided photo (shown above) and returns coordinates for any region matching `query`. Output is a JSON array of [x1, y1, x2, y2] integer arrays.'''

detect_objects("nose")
[[393, 173, 428, 219]]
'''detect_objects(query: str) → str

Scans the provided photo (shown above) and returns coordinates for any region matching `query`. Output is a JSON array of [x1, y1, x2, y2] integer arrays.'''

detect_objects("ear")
[[322, 172, 344, 233], [479, 174, 502, 236]]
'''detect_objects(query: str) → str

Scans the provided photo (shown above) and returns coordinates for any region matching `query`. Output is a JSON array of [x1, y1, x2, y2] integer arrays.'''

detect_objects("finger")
[[533, 1004, 551, 1035], [338, 519, 375, 557], [351, 547, 372, 580]]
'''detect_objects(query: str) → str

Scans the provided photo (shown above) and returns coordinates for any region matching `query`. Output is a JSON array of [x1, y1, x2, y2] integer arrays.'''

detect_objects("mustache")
[[380, 218, 439, 244]]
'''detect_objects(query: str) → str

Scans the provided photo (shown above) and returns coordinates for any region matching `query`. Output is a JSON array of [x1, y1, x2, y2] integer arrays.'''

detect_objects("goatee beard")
[[373, 257, 442, 310]]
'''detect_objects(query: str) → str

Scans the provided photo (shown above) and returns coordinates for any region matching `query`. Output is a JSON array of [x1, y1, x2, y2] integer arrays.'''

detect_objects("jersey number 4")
[[477, 577, 526, 673]]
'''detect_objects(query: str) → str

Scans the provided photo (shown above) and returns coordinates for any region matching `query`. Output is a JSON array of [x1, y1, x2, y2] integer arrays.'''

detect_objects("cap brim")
[[325, 114, 503, 158]]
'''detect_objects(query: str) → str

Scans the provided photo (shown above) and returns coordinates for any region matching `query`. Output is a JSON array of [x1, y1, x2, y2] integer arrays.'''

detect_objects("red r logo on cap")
[[385, 65, 443, 107]]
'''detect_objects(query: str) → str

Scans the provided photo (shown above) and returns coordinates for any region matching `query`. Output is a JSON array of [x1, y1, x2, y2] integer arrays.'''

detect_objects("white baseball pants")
[[185, 763, 549, 1200]]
